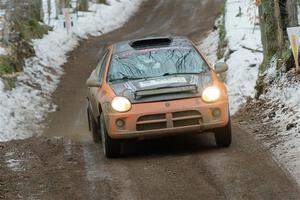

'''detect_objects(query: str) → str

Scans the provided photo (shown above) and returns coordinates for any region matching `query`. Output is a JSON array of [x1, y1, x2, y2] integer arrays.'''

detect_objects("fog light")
[[212, 109, 221, 117], [116, 119, 125, 127]]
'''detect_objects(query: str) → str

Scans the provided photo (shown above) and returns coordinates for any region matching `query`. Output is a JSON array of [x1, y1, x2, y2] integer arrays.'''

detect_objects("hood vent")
[[129, 37, 172, 49]]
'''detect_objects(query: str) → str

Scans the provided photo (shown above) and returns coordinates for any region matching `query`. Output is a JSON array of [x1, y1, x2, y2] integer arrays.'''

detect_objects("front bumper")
[[105, 97, 229, 139]]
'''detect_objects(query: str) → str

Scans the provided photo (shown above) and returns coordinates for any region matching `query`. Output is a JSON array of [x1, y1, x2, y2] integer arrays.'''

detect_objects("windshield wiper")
[[162, 72, 205, 76], [109, 76, 145, 82]]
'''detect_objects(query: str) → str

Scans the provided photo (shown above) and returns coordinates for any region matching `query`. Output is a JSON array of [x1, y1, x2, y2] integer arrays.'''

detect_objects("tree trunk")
[[287, 0, 298, 27], [274, 0, 285, 55], [48, 0, 51, 24], [256, 0, 299, 98], [31, 0, 43, 22], [56, 0, 61, 16], [258, 0, 278, 71], [78, 0, 88, 11]]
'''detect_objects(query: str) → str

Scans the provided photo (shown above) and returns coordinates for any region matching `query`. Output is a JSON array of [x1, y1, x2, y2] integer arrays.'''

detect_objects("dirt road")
[[1, 0, 299, 199]]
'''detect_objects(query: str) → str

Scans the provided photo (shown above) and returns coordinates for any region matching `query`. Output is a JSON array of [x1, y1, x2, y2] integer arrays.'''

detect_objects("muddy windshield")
[[108, 47, 209, 82]]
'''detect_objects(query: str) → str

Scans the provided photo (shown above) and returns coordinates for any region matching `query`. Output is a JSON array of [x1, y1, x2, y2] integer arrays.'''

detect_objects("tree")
[[258, 0, 298, 70], [256, 0, 298, 97], [78, 0, 89, 11], [258, 0, 278, 71]]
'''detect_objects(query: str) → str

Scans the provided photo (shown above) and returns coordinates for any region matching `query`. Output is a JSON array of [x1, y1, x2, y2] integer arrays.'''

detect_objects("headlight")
[[202, 86, 221, 102], [111, 96, 131, 112]]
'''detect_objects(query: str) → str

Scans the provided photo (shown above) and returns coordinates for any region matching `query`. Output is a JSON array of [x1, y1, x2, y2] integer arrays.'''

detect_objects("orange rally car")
[[86, 36, 231, 158]]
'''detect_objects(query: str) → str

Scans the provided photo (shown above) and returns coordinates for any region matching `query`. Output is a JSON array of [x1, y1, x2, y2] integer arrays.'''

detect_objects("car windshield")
[[108, 47, 209, 82]]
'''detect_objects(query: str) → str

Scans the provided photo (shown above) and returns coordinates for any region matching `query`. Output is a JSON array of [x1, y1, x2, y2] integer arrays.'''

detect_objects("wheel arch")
[[97, 103, 103, 123]]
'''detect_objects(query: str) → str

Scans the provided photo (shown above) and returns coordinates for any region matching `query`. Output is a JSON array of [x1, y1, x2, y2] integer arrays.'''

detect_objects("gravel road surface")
[[1, 1, 299, 199]]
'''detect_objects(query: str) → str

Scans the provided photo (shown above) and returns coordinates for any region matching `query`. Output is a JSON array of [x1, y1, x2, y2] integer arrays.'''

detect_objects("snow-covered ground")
[[200, 0, 263, 114], [201, 0, 300, 185], [223, 0, 300, 185], [259, 61, 300, 185], [0, 0, 144, 141], [225, 0, 263, 114], [199, 28, 219, 65]]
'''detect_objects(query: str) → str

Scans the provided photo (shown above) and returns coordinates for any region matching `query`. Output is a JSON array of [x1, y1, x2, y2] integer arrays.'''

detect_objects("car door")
[[89, 50, 110, 121]]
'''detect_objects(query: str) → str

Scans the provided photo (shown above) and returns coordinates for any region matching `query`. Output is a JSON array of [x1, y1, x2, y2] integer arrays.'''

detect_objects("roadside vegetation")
[[255, 0, 299, 98], [231, 0, 300, 185], [217, 2, 228, 60], [0, 0, 107, 90]]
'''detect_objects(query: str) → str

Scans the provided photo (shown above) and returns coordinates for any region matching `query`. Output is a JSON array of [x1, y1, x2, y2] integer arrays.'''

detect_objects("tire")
[[214, 118, 232, 148], [87, 106, 101, 143], [100, 113, 121, 158]]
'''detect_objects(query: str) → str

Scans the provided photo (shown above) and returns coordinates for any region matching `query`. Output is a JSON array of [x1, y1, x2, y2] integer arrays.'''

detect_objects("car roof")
[[112, 36, 194, 55]]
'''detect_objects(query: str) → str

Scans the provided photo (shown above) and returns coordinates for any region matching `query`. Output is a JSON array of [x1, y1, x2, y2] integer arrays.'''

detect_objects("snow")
[[5, 152, 24, 172], [200, 0, 300, 185], [42, 0, 58, 26], [6, 159, 24, 172], [0, 79, 4, 90], [0, 8, 7, 55], [0, 47, 7, 55], [298, 4, 300, 25], [223, 0, 300, 185], [260, 61, 300, 185], [225, 0, 263, 114], [199, 28, 219, 65], [0, 0, 144, 142], [200, 0, 263, 114]]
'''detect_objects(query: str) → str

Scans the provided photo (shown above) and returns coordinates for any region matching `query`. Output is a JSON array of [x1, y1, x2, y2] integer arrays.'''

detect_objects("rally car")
[[86, 36, 231, 158]]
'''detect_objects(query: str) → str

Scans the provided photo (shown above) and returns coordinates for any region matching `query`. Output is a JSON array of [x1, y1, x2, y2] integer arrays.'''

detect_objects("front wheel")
[[100, 113, 121, 158], [214, 119, 232, 148]]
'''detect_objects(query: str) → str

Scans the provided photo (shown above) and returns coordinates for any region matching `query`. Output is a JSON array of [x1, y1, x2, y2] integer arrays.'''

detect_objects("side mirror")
[[214, 62, 228, 74], [86, 70, 101, 87]]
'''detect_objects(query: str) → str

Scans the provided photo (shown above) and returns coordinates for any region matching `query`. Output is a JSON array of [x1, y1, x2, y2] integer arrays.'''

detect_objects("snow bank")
[[0, 47, 7, 55], [198, 29, 219, 65], [200, 1, 263, 114], [200, 0, 300, 186], [223, 0, 300, 185], [225, 0, 263, 113], [0, 0, 144, 142], [260, 62, 300, 185]]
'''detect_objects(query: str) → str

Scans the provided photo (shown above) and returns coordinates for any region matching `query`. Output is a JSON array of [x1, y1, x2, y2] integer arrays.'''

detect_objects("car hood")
[[109, 73, 213, 103]]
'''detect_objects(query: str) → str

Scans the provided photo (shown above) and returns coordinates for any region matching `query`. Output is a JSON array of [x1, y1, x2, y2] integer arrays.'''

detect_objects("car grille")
[[136, 110, 202, 131]]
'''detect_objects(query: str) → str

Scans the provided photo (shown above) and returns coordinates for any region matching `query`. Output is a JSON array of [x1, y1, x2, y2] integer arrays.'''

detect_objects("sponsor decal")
[[139, 77, 187, 88]]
